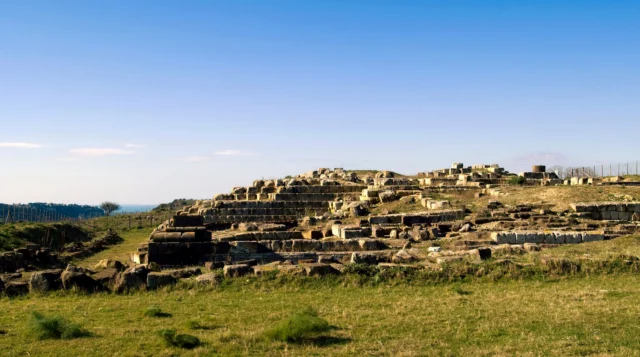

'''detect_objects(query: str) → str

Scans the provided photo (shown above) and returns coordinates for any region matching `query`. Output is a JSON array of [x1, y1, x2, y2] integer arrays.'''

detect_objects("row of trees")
[[1, 201, 122, 223]]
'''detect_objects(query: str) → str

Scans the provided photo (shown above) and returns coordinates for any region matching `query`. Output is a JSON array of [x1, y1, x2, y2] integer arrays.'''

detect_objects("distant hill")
[[152, 199, 198, 213], [0, 203, 104, 221]]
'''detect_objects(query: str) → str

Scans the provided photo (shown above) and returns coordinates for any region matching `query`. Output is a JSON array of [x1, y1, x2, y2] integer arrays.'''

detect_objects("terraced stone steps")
[[369, 209, 465, 225], [491, 231, 604, 244]]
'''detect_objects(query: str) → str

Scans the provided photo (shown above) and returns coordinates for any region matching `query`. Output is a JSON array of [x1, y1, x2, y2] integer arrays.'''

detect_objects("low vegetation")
[[28, 312, 90, 340], [144, 306, 172, 318], [0, 223, 92, 251], [264, 306, 332, 343], [157, 328, 201, 349]]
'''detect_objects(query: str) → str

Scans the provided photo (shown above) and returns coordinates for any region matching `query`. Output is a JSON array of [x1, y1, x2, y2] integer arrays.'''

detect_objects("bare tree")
[[100, 201, 121, 216]]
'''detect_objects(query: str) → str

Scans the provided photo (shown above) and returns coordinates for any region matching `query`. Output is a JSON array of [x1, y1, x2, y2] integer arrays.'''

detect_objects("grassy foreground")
[[1, 274, 640, 356]]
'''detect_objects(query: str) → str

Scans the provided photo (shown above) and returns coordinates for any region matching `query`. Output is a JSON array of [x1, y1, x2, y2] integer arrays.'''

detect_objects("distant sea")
[[118, 204, 156, 213]]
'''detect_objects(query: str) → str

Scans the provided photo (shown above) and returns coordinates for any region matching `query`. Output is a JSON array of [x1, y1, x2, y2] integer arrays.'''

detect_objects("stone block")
[[564, 233, 582, 244], [526, 233, 544, 244], [541, 233, 553, 244], [491, 232, 508, 244], [331, 224, 342, 237], [302, 263, 339, 276], [302, 230, 323, 239], [582, 233, 604, 242], [223, 264, 252, 278], [146, 272, 177, 290], [358, 239, 380, 251], [291, 239, 321, 252], [340, 228, 365, 239], [230, 241, 261, 254]]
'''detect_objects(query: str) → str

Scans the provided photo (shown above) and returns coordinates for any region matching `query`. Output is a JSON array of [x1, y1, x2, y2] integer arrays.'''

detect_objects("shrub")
[[508, 176, 527, 185], [29, 312, 90, 340], [144, 306, 172, 318], [0, 329, 6, 335], [342, 263, 379, 277], [158, 329, 200, 349], [264, 307, 331, 343]]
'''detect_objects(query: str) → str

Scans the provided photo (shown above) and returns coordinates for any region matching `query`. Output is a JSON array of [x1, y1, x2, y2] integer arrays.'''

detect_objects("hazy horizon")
[[2, 1, 638, 204]]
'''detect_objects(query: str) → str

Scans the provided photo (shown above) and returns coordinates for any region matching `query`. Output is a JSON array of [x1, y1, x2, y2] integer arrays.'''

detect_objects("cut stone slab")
[[223, 264, 252, 278]]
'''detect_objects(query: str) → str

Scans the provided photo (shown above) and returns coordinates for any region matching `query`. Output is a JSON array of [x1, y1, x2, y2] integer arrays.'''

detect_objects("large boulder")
[[61, 266, 104, 293], [29, 269, 62, 293], [147, 272, 177, 290], [114, 265, 149, 292], [91, 268, 119, 287]]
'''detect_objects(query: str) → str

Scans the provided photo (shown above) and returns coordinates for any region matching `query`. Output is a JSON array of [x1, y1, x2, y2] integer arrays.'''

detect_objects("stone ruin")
[[127, 163, 640, 277]]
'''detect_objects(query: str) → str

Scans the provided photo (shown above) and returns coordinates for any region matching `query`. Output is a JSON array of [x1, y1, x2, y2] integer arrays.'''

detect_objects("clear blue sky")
[[1, 1, 638, 204]]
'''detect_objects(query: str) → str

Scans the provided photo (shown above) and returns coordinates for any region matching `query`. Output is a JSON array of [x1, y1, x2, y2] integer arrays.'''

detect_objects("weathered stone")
[[4, 281, 29, 296], [392, 249, 416, 263], [29, 269, 62, 293], [436, 256, 464, 265], [171, 267, 202, 279], [379, 191, 398, 203], [195, 273, 221, 285], [223, 264, 252, 278], [302, 263, 339, 276], [92, 268, 119, 286], [147, 272, 177, 290], [61, 268, 104, 293], [94, 259, 125, 271], [523, 243, 540, 252], [469, 248, 492, 260], [350, 252, 379, 265], [114, 265, 149, 292]]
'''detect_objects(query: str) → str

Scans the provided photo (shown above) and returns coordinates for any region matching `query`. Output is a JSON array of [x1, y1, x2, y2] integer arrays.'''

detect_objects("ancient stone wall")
[[491, 231, 604, 244], [571, 202, 640, 220]]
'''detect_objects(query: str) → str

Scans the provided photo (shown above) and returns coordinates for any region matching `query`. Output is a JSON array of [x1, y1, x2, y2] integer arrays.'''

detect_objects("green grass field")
[[1, 273, 640, 356], [74, 227, 153, 268]]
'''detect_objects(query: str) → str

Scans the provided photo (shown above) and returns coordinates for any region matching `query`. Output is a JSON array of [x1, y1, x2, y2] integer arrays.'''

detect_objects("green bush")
[[144, 306, 172, 318], [158, 329, 201, 349], [508, 176, 527, 185], [264, 307, 331, 343], [29, 312, 90, 340]]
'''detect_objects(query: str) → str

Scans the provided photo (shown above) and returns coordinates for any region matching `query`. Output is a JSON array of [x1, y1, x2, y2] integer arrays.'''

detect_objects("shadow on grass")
[[307, 335, 352, 347]]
